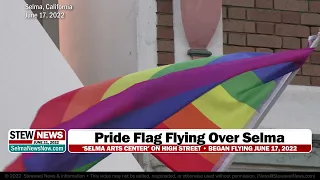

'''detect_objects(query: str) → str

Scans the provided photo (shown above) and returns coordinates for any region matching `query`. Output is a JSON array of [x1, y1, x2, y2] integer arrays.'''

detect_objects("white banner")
[[68, 129, 312, 145]]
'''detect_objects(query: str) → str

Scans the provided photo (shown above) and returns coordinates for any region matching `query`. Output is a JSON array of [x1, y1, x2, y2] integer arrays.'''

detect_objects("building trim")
[[136, 0, 158, 71]]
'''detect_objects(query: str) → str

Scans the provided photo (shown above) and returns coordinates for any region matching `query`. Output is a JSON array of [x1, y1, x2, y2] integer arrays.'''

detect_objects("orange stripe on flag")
[[163, 104, 220, 129], [61, 78, 120, 122]]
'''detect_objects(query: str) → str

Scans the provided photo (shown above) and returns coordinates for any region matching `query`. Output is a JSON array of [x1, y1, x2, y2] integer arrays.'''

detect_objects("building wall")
[[157, 0, 175, 65], [58, 0, 157, 85], [222, 0, 320, 86], [58, 0, 139, 85]]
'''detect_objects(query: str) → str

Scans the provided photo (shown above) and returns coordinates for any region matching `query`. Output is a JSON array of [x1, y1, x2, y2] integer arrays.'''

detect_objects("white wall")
[[0, 0, 83, 170], [59, 0, 157, 85], [173, 0, 223, 62], [261, 85, 320, 134]]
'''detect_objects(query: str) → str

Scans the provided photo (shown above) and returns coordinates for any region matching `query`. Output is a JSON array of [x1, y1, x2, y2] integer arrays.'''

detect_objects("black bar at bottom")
[[1, 172, 317, 179]]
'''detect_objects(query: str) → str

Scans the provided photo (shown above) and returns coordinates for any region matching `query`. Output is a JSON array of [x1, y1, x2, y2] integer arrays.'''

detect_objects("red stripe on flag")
[[61, 77, 120, 122], [30, 88, 80, 129], [9, 140, 33, 144]]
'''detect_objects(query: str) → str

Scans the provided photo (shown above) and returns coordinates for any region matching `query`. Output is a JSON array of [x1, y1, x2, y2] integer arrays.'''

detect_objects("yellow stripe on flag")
[[192, 85, 255, 129], [101, 65, 169, 100]]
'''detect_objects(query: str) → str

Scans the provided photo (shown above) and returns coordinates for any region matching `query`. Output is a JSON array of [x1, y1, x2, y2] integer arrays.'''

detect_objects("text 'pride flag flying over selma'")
[[5, 45, 315, 172]]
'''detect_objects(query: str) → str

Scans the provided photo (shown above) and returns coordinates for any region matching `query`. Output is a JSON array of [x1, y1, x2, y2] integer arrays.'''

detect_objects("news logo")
[[8, 129, 66, 153]]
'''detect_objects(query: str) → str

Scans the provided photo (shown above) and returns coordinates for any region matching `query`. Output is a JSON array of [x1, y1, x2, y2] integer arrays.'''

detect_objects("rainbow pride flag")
[[4, 48, 312, 172]]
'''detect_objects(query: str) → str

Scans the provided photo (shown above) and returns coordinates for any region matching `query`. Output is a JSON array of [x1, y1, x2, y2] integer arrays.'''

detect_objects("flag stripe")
[[222, 73, 277, 110], [163, 104, 220, 129], [157, 112, 224, 166], [30, 89, 80, 129], [154, 123, 214, 172], [151, 57, 217, 79], [101, 65, 169, 100], [208, 52, 270, 65], [253, 62, 295, 83], [61, 78, 119, 122], [221, 72, 266, 109], [192, 85, 256, 129], [72, 160, 100, 172]]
